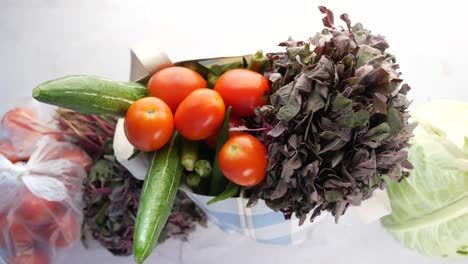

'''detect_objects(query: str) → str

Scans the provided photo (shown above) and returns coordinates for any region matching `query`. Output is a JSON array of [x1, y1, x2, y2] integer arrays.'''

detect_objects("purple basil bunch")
[[250, 7, 415, 224]]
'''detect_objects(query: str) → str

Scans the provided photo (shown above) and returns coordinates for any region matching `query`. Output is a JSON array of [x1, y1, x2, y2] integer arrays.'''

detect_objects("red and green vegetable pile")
[[55, 109, 207, 256], [32, 6, 414, 263]]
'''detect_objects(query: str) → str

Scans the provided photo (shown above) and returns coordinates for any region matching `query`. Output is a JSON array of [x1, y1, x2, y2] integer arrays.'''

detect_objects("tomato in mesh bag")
[[44, 212, 81, 249], [0, 140, 23, 163], [1, 106, 58, 161], [13, 190, 63, 226], [0, 136, 88, 263]]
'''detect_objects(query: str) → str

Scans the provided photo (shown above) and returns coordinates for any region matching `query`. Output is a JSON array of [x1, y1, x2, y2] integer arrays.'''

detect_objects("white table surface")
[[1, 0, 467, 263]]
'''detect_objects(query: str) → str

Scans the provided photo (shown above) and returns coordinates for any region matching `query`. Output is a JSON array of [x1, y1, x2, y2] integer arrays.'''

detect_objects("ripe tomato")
[[2, 107, 59, 159], [214, 69, 270, 117], [45, 213, 80, 248], [174, 89, 225, 140], [0, 140, 22, 163], [7, 222, 34, 249], [1, 107, 38, 132], [205, 116, 244, 148], [124, 97, 174, 152], [14, 190, 61, 226], [7, 249, 51, 264], [147, 66, 207, 112], [61, 147, 92, 171], [218, 133, 268, 187]]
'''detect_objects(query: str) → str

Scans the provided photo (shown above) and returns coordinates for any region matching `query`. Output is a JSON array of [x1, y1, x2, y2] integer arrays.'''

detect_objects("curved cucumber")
[[133, 133, 182, 264], [33, 75, 147, 116]]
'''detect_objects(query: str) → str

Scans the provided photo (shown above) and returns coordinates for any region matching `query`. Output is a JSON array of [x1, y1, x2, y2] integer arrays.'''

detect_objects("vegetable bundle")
[[32, 6, 414, 263], [249, 7, 414, 223], [55, 109, 207, 256]]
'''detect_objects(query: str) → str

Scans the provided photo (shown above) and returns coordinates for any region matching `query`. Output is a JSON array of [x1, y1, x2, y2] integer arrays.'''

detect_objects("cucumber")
[[133, 133, 182, 264], [32, 75, 147, 117]]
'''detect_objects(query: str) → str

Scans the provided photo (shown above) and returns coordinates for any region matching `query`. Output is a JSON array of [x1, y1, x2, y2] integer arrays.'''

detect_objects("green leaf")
[[277, 88, 302, 121], [356, 45, 381, 68], [209, 107, 232, 195], [209, 65, 223, 76], [220, 61, 243, 73], [331, 92, 352, 111], [342, 54, 354, 69], [247, 50, 269, 73], [356, 51, 378, 68], [89, 159, 113, 182], [207, 73, 219, 88], [207, 182, 239, 205], [306, 90, 325, 112], [337, 110, 371, 128], [177, 61, 211, 79], [325, 189, 343, 202], [387, 106, 403, 136], [320, 131, 341, 140], [365, 123, 390, 141], [330, 151, 344, 168]]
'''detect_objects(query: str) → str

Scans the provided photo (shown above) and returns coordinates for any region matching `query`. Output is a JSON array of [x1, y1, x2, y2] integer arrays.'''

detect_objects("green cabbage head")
[[381, 100, 468, 259]]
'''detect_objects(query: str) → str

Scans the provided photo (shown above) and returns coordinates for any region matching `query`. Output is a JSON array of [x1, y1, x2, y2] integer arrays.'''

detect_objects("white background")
[[1, 0, 467, 263]]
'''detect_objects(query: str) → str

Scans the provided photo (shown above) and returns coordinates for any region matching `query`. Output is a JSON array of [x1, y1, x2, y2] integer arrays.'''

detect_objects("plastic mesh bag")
[[0, 106, 58, 163], [0, 135, 89, 262]]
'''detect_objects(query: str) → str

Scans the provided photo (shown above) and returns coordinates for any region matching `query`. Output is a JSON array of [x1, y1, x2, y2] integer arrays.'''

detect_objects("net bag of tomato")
[[0, 135, 89, 263]]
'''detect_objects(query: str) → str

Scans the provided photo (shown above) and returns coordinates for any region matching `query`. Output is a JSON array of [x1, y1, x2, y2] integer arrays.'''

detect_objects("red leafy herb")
[[250, 7, 414, 224]]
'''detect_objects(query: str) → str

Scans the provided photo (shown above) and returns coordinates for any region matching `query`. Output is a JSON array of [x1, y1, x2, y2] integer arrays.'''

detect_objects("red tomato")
[[218, 133, 268, 187], [0, 140, 23, 163], [61, 147, 92, 171], [147, 66, 207, 112], [45, 213, 80, 248], [205, 116, 244, 148], [7, 222, 34, 249], [7, 249, 51, 264], [1, 107, 38, 131], [14, 190, 61, 226], [2, 107, 59, 157], [174, 89, 225, 140], [214, 69, 270, 117], [124, 97, 174, 152]]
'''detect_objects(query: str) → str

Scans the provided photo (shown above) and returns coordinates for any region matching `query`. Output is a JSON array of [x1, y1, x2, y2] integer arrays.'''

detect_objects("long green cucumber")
[[133, 133, 182, 264], [32, 75, 147, 116]]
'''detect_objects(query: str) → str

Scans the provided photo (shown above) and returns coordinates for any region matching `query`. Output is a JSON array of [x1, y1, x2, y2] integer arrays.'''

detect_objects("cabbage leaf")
[[381, 100, 468, 259]]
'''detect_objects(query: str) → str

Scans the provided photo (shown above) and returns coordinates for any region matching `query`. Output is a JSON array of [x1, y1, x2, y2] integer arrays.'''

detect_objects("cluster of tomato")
[[0, 107, 91, 264], [124, 67, 271, 187], [0, 193, 81, 264]]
